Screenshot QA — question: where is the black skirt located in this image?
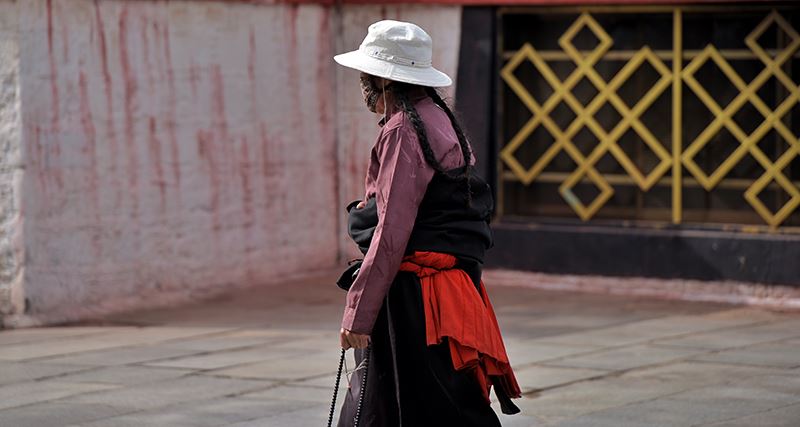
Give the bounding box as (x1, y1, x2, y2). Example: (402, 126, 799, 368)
(337, 271, 502, 427)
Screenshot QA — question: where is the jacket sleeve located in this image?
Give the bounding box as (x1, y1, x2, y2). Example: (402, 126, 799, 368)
(341, 123, 434, 334)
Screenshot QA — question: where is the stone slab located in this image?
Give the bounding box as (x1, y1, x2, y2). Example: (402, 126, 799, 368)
(551, 396, 787, 427)
(211, 348, 341, 381)
(690, 341, 800, 368)
(513, 365, 609, 392)
(0, 361, 93, 385)
(703, 402, 800, 427)
(38, 345, 204, 366)
(0, 327, 113, 346)
(62, 375, 271, 412)
(531, 312, 768, 348)
(0, 327, 231, 361)
(146, 346, 304, 370)
(654, 319, 800, 350)
(545, 344, 706, 371)
(505, 340, 599, 367)
(0, 381, 118, 411)
(0, 402, 131, 427)
(56, 365, 190, 386)
(70, 397, 315, 427)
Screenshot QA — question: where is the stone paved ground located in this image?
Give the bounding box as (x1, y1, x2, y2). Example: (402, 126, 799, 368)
(1, 271, 799, 427)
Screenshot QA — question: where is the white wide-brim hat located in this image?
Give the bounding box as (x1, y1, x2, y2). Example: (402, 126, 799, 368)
(334, 20, 452, 88)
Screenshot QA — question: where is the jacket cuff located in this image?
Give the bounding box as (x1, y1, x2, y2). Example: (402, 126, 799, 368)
(341, 306, 372, 335)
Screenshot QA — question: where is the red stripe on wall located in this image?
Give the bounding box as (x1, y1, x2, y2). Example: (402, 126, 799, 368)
(249, 0, 776, 5)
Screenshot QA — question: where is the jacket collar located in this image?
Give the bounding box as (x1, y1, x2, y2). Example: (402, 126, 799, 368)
(378, 87, 429, 127)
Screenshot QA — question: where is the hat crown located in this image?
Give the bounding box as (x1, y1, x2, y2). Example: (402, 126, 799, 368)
(359, 20, 433, 68)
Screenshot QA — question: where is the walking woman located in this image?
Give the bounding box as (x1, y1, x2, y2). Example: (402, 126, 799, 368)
(333, 20, 521, 426)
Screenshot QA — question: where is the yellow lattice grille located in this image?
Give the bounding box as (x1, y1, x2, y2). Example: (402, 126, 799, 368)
(500, 7, 800, 229)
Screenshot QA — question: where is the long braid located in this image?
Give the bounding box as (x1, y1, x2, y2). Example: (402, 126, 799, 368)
(425, 87, 473, 202)
(393, 86, 446, 174)
(385, 81, 473, 205)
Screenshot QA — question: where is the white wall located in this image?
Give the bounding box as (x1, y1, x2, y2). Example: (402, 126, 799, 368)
(0, 0, 25, 322)
(0, 0, 462, 327)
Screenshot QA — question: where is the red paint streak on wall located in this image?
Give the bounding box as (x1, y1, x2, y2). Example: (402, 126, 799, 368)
(348, 115, 361, 181)
(46, 0, 63, 190)
(31, 125, 46, 194)
(238, 137, 254, 226)
(209, 64, 234, 189)
(140, 14, 155, 97)
(79, 69, 102, 256)
(316, 8, 338, 233)
(248, 27, 256, 84)
(189, 63, 200, 99)
(286, 6, 301, 138)
(93, 0, 121, 210)
(259, 123, 276, 214)
(147, 117, 167, 214)
(161, 22, 182, 197)
(210, 65, 229, 142)
(119, 6, 141, 220)
(197, 130, 221, 234)
(281, 0, 758, 4)
(57, 1, 69, 63)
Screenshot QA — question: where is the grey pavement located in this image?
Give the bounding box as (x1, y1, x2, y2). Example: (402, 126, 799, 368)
(1, 271, 799, 427)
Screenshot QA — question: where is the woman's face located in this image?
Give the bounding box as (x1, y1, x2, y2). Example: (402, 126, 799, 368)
(359, 73, 387, 115)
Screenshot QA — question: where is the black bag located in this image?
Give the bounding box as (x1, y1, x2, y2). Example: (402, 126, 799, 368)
(336, 260, 362, 292)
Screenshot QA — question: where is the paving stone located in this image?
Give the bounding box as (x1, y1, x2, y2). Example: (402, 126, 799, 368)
(243, 384, 335, 403)
(146, 346, 304, 370)
(62, 375, 272, 412)
(211, 348, 341, 381)
(623, 361, 783, 386)
(0, 327, 232, 361)
(690, 341, 800, 368)
(0, 361, 93, 385)
(496, 412, 544, 427)
(703, 402, 800, 427)
(71, 397, 315, 427)
(516, 376, 683, 419)
(554, 375, 800, 427)
(506, 340, 598, 367)
(0, 328, 142, 361)
(57, 365, 190, 386)
(268, 333, 341, 351)
(513, 362, 780, 419)
(222, 403, 331, 427)
(0, 402, 131, 427)
(550, 395, 787, 427)
(38, 345, 204, 366)
(677, 374, 800, 404)
(161, 330, 290, 352)
(545, 344, 706, 371)
(654, 319, 800, 350)
(0, 327, 112, 346)
(0, 381, 118, 411)
(531, 312, 766, 348)
(513, 365, 609, 391)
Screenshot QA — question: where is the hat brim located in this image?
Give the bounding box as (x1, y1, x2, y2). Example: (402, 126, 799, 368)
(334, 50, 453, 88)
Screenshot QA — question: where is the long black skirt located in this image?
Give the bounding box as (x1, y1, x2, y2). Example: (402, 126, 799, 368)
(337, 271, 502, 427)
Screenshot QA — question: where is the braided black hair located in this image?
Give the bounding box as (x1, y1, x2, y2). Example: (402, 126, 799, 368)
(383, 81, 473, 203)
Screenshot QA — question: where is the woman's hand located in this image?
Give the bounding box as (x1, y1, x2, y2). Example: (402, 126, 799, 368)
(356, 200, 366, 209)
(340, 328, 370, 350)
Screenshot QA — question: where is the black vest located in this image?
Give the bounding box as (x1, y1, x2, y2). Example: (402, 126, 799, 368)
(342, 168, 494, 289)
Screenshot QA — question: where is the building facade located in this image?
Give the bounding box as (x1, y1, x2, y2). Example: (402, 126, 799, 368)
(0, 0, 797, 327)
(456, 1, 800, 286)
